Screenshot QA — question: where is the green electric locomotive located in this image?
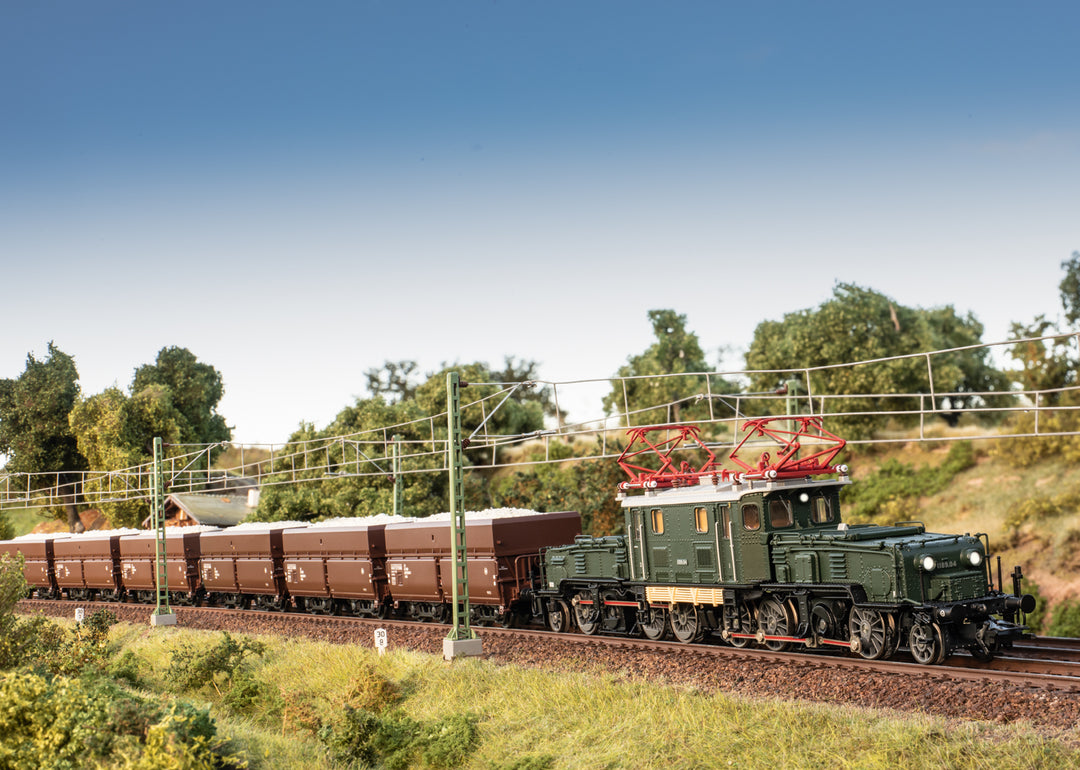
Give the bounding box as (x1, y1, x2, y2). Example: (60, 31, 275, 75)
(536, 418, 1034, 665)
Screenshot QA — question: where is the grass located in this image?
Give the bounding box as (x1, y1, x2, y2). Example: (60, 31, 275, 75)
(4, 506, 52, 538)
(103, 623, 1079, 770)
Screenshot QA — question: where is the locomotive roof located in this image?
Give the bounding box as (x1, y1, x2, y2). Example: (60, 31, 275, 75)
(618, 474, 851, 508)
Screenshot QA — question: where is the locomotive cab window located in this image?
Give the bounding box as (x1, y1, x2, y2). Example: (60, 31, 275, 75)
(719, 505, 731, 538)
(769, 499, 793, 529)
(811, 495, 833, 524)
(741, 503, 760, 531)
(694, 507, 709, 534)
(651, 509, 664, 535)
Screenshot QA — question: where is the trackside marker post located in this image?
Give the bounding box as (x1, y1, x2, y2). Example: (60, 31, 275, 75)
(374, 628, 388, 656)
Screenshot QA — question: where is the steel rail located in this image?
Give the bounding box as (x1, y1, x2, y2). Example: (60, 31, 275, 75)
(19, 598, 1080, 693)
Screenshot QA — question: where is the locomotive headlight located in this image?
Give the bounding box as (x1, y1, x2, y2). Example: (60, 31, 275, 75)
(966, 550, 983, 567)
(920, 555, 936, 572)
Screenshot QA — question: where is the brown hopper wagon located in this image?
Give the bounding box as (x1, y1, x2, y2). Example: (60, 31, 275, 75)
(281, 520, 391, 617)
(383, 510, 581, 625)
(0, 534, 70, 598)
(52, 531, 135, 601)
(199, 524, 306, 610)
(118, 528, 212, 604)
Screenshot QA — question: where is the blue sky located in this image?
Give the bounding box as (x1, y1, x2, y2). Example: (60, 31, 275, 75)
(2, 2, 1078, 445)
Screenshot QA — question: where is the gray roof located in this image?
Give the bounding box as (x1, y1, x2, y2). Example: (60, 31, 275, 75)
(141, 492, 254, 528)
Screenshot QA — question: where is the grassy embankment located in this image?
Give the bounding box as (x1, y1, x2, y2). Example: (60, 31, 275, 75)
(87, 622, 1080, 769)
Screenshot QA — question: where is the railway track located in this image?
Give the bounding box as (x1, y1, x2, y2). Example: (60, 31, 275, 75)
(19, 598, 1080, 693)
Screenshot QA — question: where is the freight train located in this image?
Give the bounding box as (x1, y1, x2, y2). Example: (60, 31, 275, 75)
(0, 417, 1035, 665)
(0, 510, 580, 626)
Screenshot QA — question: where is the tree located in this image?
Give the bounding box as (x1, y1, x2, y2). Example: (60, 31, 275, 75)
(744, 284, 1010, 439)
(69, 386, 185, 528)
(131, 346, 230, 446)
(413, 361, 549, 441)
(602, 309, 731, 427)
(993, 255, 1080, 466)
(0, 343, 87, 531)
(253, 397, 449, 522)
(364, 360, 420, 404)
(67, 347, 231, 528)
(255, 359, 554, 522)
(1059, 251, 1080, 328)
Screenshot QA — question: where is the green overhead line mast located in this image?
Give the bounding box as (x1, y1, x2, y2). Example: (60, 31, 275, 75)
(391, 434, 403, 518)
(443, 372, 482, 660)
(150, 437, 176, 626)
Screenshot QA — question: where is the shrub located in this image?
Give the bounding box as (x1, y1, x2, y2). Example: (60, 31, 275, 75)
(842, 441, 976, 523)
(319, 707, 481, 769)
(344, 659, 400, 713)
(167, 631, 267, 695)
(1047, 597, 1080, 639)
(223, 671, 283, 718)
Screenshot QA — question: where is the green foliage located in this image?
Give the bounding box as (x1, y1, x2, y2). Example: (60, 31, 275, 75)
(132, 346, 231, 446)
(1046, 597, 1080, 638)
(0, 599, 117, 676)
(0, 342, 86, 476)
(0, 343, 87, 528)
(0, 670, 116, 769)
(1002, 484, 1080, 547)
(603, 309, 734, 426)
(1059, 250, 1080, 328)
(495, 756, 556, 770)
(490, 447, 625, 535)
(107, 649, 145, 688)
(318, 707, 480, 770)
(254, 398, 446, 521)
(745, 284, 1010, 439)
(842, 442, 976, 523)
(0, 552, 27, 619)
(222, 671, 283, 718)
(69, 347, 231, 529)
(344, 659, 401, 713)
(256, 359, 552, 521)
(166, 631, 267, 695)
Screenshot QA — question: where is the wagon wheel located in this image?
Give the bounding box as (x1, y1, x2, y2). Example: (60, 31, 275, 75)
(758, 597, 794, 651)
(729, 602, 756, 648)
(574, 592, 600, 635)
(848, 606, 892, 660)
(547, 600, 573, 633)
(909, 621, 947, 665)
(670, 603, 704, 644)
(638, 605, 668, 641)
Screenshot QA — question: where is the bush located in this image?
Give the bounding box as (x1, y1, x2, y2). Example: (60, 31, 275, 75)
(344, 659, 400, 713)
(842, 441, 976, 523)
(319, 707, 481, 769)
(223, 671, 283, 718)
(1047, 598, 1080, 639)
(167, 631, 267, 695)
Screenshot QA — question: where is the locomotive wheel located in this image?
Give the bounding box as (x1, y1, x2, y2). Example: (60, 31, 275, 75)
(600, 590, 630, 633)
(849, 606, 891, 660)
(759, 597, 794, 651)
(574, 592, 600, 635)
(729, 603, 756, 648)
(639, 606, 668, 641)
(670, 603, 703, 644)
(909, 621, 947, 665)
(547, 600, 573, 633)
